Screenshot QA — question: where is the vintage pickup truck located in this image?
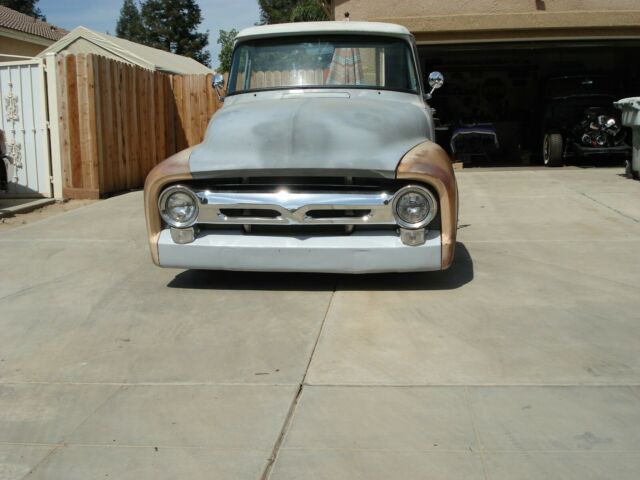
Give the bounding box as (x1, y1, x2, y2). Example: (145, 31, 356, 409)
(144, 21, 458, 273)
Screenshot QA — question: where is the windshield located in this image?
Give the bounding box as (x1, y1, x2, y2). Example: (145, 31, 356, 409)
(228, 36, 418, 94)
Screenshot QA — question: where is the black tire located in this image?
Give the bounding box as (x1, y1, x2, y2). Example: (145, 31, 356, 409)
(543, 133, 563, 167)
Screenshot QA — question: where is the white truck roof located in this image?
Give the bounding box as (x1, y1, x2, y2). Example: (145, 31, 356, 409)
(236, 21, 412, 42)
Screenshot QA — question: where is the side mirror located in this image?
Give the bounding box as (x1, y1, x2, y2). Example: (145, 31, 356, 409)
(212, 73, 225, 102)
(424, 71, 444, 100)
(213, 73, 225, 88)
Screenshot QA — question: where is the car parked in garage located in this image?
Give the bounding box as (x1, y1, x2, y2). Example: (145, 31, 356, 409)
(542, 75, 631, 167)
(144, 22, 458, 273)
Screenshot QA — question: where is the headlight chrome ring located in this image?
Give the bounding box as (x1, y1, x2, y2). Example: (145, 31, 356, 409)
(391, 185, 438, 229)
(159, 185, 199, 228)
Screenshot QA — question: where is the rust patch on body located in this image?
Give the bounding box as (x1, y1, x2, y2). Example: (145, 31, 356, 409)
(396, 140, 458, 269)
(143, 148, 194, 265)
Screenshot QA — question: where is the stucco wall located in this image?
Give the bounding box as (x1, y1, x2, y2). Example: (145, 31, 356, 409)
(334, 0, 640, 19)
(333, 0, 640, 42)
(0, 35, 46, 57)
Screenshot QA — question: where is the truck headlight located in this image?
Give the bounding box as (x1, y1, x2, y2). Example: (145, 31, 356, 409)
(392, 185, 437, 229)
(159, 186, 199, 228)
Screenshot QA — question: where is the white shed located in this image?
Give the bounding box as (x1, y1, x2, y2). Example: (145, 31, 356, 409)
(38, 26, 213, 75)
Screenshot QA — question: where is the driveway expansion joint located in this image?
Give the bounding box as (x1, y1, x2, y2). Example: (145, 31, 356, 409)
(260, 284, 337, 480)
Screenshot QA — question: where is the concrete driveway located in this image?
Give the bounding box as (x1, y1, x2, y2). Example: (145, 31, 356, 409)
(1, 168, 640, 479)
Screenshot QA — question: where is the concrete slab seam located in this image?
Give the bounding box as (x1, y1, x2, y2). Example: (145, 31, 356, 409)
(23, 386, 123, 478)
(464, 386, 490, 480)
(301, 384, 640, 388)
(0, 269, 94, 303)
(261, 285, 337, 480)
(576, 191, 640, 223)
(0, 441, 272, 451)
(21, 444, 62, 479)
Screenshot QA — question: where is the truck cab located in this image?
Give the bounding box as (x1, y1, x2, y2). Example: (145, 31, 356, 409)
(144, 22, 458, 273)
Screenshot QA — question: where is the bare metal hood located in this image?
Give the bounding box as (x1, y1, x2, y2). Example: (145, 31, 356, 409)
(189, 92, 431, 178)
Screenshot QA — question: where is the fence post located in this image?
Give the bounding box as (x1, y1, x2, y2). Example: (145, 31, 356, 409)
(45, 52, 64, 199)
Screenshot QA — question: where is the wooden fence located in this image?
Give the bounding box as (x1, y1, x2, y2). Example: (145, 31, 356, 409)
(55, 54, 220, 199)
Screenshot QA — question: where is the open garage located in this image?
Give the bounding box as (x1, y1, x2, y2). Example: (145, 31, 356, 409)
(420, 40, 640, 166)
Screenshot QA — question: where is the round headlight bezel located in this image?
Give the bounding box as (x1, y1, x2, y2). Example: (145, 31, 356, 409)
(392, 185, 438, 229)
(159, 185, 199, 228)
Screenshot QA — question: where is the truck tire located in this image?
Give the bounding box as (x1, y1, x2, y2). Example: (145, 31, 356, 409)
(543, 133, 563, 167)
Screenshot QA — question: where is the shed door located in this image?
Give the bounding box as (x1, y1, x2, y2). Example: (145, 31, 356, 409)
(0, 59, 52, 197)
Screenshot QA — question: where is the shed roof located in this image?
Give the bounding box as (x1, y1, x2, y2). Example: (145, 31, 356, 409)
(0, 5, 67, 41)
(236, 21, 412, 41)
(38, 26, 213, 75)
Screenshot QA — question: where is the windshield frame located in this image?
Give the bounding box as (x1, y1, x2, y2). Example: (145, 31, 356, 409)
(227, 34, 421, 97)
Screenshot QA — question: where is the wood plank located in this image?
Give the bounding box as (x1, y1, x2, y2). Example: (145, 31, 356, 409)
(130, 65, 140, 188)
(110, 62, 126, 191)
(145, 70, 156, 174)
(65, 55, 83, 189)
(85, 55, 100, 192)
(145, 69, 155, 175)
(62, 187, 100, 199)
(127, 67, 143, 188)
(198, 75, 208, 143)
(166, 74, 176, 156)
(100, 56, 114, 194)
(76, 55, 92, 190)
(56, 55, 71, 191)
(120, 64, 132, 190)
(184, 75, 198, 147)
(173, 75, 187, 151)
(136, 68, 148, 182)
(154, 73, 166, 165)
(94, 56, 105, 193)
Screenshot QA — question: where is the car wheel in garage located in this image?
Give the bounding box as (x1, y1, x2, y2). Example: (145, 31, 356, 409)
(543, 133, 563, 167)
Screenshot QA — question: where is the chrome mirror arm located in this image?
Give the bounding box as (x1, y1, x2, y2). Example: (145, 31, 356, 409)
(212, 73, 226, 103)
(425, 71, 444, 101)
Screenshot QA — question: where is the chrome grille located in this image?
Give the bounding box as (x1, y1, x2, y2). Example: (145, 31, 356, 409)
(194, 190, 395, 226)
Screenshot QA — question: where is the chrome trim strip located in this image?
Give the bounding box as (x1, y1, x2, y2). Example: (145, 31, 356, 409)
(192, 190, 396, 226)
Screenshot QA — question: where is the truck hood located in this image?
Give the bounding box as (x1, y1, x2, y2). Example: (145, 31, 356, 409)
(189, 94, 430, 178)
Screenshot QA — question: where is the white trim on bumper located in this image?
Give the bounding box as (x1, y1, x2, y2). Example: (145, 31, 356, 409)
(157, 229, 442, 273)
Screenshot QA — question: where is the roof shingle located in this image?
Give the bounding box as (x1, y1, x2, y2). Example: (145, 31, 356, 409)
(0, 5, 67, 41)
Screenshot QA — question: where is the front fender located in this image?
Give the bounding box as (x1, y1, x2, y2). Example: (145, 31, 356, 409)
(143, 147, 195, 265)
(396, 141, 458, 269)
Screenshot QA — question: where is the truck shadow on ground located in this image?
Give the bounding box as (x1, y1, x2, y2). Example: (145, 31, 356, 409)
(167, 242, 473, 292)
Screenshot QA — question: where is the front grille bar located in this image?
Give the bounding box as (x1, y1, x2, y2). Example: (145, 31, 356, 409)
(194, 190, 396, 226)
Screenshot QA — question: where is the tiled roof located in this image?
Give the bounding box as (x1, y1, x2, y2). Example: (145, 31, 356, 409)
(0, 5, 67, 41)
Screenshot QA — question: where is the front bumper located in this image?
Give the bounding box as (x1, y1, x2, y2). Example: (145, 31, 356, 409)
(157, 228, 442, 273)
(569, 143, 631, 157)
